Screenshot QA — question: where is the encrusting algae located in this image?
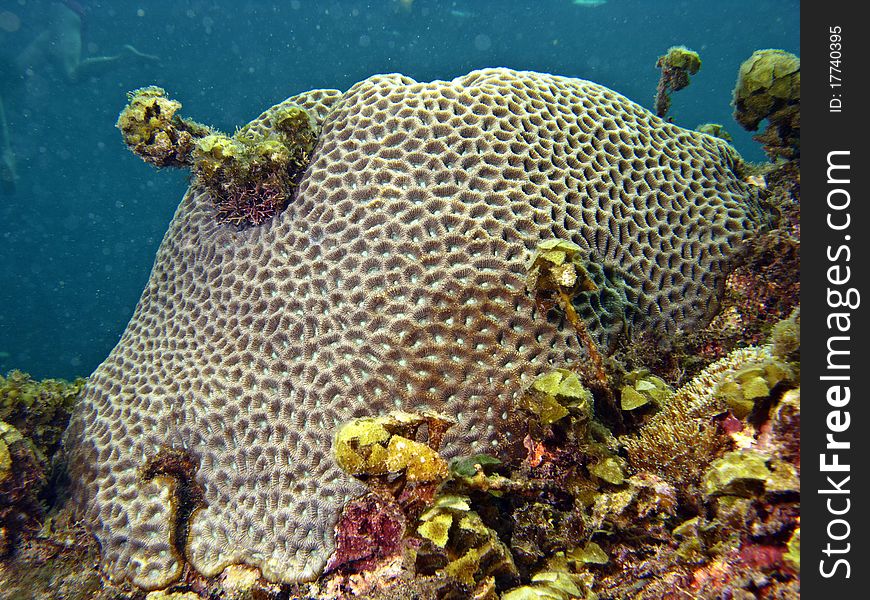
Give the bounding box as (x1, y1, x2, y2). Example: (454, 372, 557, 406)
(732, 49, 800, 159)
(654, 45, 701, 118)
(117, 86, 318, 227)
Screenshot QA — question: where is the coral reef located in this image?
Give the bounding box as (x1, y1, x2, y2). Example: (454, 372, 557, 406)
(732, 49, 801, 159)
(654, 46, 701, 118)
(63, 68, 767, 589)
(2, 286, 801, 599)
(117, 86, 319, 227)
(301, 321, 800, 599)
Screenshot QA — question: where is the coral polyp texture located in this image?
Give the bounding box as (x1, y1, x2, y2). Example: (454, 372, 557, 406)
(63, 68, 766, 588)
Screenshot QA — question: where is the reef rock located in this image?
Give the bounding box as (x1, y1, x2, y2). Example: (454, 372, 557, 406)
(62, 68, 766, 588)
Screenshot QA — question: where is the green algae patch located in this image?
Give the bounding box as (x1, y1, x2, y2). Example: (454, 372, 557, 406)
(443, 547, 484, 586)
(713, 358, 794, 418)
(145, 591, 201, 600)
(654, 46, 702, 118)
(619, 370, 672, 413)
(384, 435, 449, 483)
(0, 437, 10, 482)
(696, 123, 733, 141)
(568, 542, 608, 565)
(449, 453, 501, 478)
(502, 569, 591, 600)
(526, 240, 597, 300)
(703, 450, 771, 498)
(659, 46, 701, 74)
(589, 457, 625, 486)
(672, 516, 707, 562)
(771, 308, 800, 360)
(334, 417, 391, 474)
(417, 511, 453, 548)
(415, 492, 517, 591)
(334, 411, 452, 483)
(0, 370, 85, 461)
(116, 86, 211, 167)
(524, 369, 593, 426)
(732, 49, 800, 158)
(0, 420, 23, 486)
(619, 386, 648, 411)
(117, 86, 319, 227)
(784, 527, 800, 571)
(764, 458, 800, 495)
(732, 50, 800, 130)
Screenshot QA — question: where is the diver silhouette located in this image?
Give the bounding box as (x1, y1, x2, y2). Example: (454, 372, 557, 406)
(0, 0, 159, 194)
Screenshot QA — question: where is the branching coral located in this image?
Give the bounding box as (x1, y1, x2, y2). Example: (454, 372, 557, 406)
(622, 346, 773, 498)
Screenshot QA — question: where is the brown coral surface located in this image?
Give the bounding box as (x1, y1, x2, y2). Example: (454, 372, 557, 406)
(62, 68, 765, 588)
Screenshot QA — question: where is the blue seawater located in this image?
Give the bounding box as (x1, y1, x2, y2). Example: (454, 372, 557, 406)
(0, 0, 798, 380)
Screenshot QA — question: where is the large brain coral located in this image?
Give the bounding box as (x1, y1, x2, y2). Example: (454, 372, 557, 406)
(63, 68, 765, 588)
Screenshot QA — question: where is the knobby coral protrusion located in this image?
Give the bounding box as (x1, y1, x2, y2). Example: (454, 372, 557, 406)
(116, 86, 211, 167)
(654, 46, 701, 119)
(117, 87, 319, 227)
(732, 49, 800, 159)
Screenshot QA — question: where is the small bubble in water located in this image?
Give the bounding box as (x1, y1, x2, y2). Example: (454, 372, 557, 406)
(0, 11, 21, 33)
(359, 35, 371, 47)
(474, 34, 491, 51)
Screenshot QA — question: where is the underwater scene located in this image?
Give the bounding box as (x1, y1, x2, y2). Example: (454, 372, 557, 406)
(0, 1, 800, 598)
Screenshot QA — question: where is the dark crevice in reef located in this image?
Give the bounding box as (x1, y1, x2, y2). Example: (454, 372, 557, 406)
(141, 448, 206, 558)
